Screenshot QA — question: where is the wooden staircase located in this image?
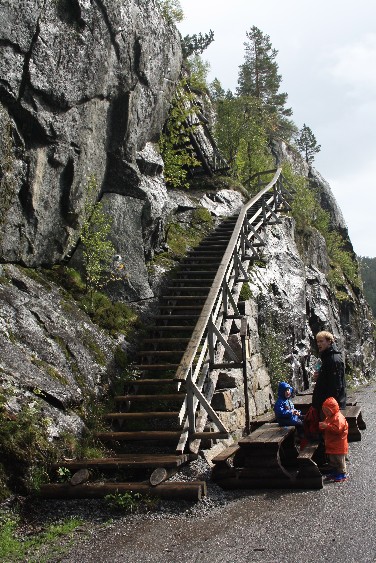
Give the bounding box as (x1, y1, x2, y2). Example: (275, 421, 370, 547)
(40, 169, 294, 502)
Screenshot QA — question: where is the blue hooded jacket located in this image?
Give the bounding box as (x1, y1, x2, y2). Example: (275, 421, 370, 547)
(274, 382, 302, 426)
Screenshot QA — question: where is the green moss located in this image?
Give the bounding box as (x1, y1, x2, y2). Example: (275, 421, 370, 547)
(114, 345, 128, 369)
(239, 282, 252, 301)
(166, 208, 214, 258)
(44, 266, 139, 338)
(17, 267, 53, 290)
(30, 357, 69, 385)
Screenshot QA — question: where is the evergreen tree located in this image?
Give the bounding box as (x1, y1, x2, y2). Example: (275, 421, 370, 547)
(237, 26, 292, 119)
(296, 123, 321, 164)
(182, 30, 215, 59)
(214, 94, 274, 190)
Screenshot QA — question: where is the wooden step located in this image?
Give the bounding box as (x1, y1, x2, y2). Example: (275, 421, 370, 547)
(39, 481, 207, 501)
(141, 338, 191, 344)
(161, 295, 206, 301)
(145, 325, 196, 331)
(52, 454, 189, 471)
(190, 250, 224, 255)
(152, 315, 199, 321)
(114, 393, 185, 401)
(124, 378, 179, 385)
(137, 351, 185, 358)
(104, 411, 180, 420)
(95, 431, 183, 441)
(158, 305, 203, 310)
(165, 286, 211, 291)
(136, 364, 181, 370)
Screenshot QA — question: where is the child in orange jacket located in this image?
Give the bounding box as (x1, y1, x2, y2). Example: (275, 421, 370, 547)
(319, 396, 349, 482)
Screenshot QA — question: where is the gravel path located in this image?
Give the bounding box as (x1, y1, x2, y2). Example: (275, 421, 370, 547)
(24, 381, 376, 563)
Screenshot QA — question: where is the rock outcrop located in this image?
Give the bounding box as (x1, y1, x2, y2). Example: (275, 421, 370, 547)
(0, 0, 181, 266)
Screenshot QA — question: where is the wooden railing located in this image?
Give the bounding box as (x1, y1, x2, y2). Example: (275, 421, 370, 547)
(174, 168, 294, 453)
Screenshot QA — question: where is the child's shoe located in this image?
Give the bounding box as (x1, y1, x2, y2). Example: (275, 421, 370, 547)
(333, 473, 348, 482)
(324, 473, 336, 481)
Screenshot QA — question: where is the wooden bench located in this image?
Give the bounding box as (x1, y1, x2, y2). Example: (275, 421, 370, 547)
(341, 405, 366, 441)
(211, 423, 323, 489)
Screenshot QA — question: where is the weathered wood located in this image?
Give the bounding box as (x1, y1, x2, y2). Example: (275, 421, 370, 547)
(238, 424, 293, 445)
(297, 442, 319, 460)
(191, 432, 229, 440)
(114, 394, 185, 402)
(95, 431, 182, 441)
(341, 405, 365, 441)
(212, 444, 241, 465)
(52, 455, 189, 471)
(39, 481, 207, 500)
(104, 412, 180, 420)
(296, 442, 322, 484)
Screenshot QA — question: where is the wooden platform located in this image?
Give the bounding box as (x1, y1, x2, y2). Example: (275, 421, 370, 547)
(211, 424, 323, 490)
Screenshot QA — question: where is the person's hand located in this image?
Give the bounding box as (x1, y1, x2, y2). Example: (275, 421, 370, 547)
(312, 370, 319, 382)
(319, 422, 327, 430)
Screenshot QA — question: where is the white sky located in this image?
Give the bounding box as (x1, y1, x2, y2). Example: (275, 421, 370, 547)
(178, 0, 376, 257)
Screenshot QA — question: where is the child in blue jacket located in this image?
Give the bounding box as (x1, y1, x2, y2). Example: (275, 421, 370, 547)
(274, 381, 304, 436)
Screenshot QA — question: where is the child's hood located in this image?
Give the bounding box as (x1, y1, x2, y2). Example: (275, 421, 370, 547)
(277, 381, 293, 399)
(322, 396, 340, 415)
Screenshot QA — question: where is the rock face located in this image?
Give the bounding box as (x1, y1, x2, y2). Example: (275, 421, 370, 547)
(247, 216, 375, 390)
(0, 263, 117, 436)
(0, 0, 181, 266)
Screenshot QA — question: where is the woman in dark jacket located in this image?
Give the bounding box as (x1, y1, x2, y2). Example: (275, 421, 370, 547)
(312, 331, 347, 412)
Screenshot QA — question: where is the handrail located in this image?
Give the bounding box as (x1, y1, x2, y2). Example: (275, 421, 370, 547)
(175, 167, 283, 383)
(171, 167, 294, 450)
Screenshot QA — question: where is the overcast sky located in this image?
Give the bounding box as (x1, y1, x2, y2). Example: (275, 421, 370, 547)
(178, 0, 376, 257)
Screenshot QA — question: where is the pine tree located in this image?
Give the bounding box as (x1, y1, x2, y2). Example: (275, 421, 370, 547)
(296, 124, 321, 164)
(237, 26, 291, 118)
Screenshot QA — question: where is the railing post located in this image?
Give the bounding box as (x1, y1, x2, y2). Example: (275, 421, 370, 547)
(240, 316, 251, 435)
(187, 367, 196, 433)
(208, 315, 215, 365)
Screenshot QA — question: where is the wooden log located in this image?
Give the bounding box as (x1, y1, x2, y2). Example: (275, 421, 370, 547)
(39, 481, 207, 501)
(51, 454, 189, 471)
(94, 431, 182, 441)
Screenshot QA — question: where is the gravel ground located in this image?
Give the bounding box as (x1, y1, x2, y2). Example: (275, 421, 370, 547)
(9, 381, 376, 562)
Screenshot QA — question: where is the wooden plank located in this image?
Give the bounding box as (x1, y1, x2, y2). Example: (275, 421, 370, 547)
(104, 412, 179, 419)
(191, 432, 229, 440)
(95, 431, 182, 441)
(114, 394, 184, 401)
(39, 481, 207, 500)
(297, 443, 319, 460)
(52, 455, 189, 470)
(341, 405, 361, 417)
(212, 444, 241, 464)
(238, 424, 293, 445)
